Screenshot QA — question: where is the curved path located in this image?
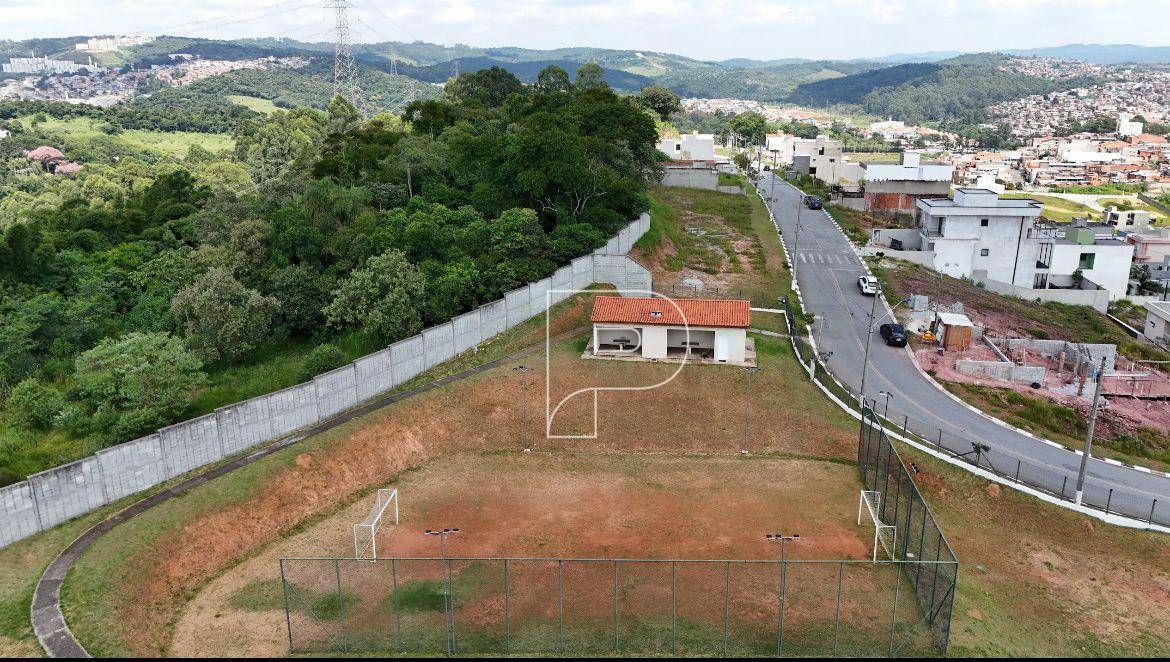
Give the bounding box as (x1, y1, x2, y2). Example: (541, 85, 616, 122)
(760, 175, 1170, 526)
(32, 336, 566, 657)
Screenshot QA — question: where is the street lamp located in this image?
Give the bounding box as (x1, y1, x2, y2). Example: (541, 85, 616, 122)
(764, 533, 800, 656)
(741, 366, 761, 454)
(877, 390, 894, 418)
(513, 365, 535, 452)
(424, 527, 460, 655)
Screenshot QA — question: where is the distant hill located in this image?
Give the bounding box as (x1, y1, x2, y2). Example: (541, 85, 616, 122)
(1001, 43, 1170, 64)
(787, 54, 1100, 124)
(388, 56, 655, 90)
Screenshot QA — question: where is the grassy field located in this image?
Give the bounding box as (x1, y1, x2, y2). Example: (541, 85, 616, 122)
(5, 186, 1170, 659)
(635, 186, 790, 320)
(21, 115, 234, 158)
(1003, 193, 1097, 223)
(226, 95, 280, 115)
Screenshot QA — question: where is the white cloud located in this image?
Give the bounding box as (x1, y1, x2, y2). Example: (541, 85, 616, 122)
(1, 0, 1169, 61)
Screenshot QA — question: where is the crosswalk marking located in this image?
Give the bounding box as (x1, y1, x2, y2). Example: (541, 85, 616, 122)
(796, 250, 857, 266)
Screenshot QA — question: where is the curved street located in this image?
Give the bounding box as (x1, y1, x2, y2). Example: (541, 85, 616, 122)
(759, 174, 1170, 526)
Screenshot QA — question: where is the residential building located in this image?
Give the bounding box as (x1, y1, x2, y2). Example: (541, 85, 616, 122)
(860, 152, 953, 212)
(1143, 301, 1170, 345)
(1118, 112, 1144, 138)
(657, 131, 715, 163)
(589, 296, 750, 364)
(917, 188, 1045, 287)
(74, 35, 155, 52)
(1126, 230, 1170, 265)
(915, 189, 1134, 300)
(1104, 206, 1153, 231)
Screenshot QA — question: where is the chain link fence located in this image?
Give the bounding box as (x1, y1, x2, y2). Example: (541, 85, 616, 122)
(280, 554, 952, 657)
(780, 297, 1170, 529)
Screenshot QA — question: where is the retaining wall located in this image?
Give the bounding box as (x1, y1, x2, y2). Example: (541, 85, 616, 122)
(0, 214, 652, 549)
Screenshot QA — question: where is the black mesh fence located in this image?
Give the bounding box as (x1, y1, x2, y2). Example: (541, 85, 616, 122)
(280, 554, 953, 657)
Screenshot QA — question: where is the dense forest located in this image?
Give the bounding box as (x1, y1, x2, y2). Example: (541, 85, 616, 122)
(0, 63, 661, 484)
(787, 54, 1102, 124)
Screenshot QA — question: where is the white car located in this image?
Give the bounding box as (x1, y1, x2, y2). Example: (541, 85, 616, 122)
(857, 276, 879, 296)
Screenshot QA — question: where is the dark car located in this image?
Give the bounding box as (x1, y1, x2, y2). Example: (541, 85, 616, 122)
(880, 323, 908, 347)
(804, 195, 823, 210)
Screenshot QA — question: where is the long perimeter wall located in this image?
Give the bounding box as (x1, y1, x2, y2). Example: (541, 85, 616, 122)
(0, 214, 651, 549)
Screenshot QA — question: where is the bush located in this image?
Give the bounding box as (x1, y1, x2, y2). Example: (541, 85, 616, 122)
(5, 378, 64, 430)
(299, 343, 347, 382)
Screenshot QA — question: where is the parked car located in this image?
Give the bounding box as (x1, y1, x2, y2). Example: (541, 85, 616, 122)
(880, 323, 908, 347)
(804, 195, 823, 210)
(857, 276, 879, 296)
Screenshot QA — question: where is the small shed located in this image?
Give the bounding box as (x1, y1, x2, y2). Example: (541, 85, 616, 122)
(931, 312, 973, 351)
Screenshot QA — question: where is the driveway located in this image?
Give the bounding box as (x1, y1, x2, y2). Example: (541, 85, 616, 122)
(759, 174, 1170, 526)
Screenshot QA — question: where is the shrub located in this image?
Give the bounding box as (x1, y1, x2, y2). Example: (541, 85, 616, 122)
(299, 343, 347, 382)
(5, 378, 64, 430)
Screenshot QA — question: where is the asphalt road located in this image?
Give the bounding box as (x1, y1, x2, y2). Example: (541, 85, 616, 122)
(759, 174, 1170, 526)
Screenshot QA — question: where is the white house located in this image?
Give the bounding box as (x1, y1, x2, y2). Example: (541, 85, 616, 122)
(590, 296, 750, 364)
(1143, 301, 1170, 345)
(915, 188, 1133, 300)
(657, 131, 715, 163)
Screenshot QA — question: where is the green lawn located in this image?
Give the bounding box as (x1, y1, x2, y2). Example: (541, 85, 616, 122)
(226, 95, 280, 115)
(20, 115, 234, 158)
(1002, 193, 1097, 223)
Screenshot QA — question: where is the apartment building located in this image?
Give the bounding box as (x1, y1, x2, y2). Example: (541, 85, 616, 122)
(915, 189, 1133, 300)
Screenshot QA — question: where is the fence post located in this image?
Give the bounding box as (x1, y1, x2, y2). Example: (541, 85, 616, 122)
(1151, 499, 1159, 524)
(558, 559, 565, 654)
(334, 559, 347, 654)
(1061, 476, 1068, 498)
(936, 429, 943, 452)
(392, 559, 401, 654)
(901, 414, 908, 438)
(887, 564, 902, 656)
(613, 560, 620, 653)
(503, 559, 510, 655)
(671, 561, 678, 656)
(279, 561, 292, 654)
(1014, 460, 1021, 483)
(832, 561, 844, 656)
(723, 561, 731, 657)
(1105, 488, 1113, 514)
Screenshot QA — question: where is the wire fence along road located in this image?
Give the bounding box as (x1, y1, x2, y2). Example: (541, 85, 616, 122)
(767, 178, 1170, 531)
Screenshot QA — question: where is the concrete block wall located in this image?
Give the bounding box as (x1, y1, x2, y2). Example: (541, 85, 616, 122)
(0, 216, 650, 549)
(956, 360, 1047, 383)
(1005, 339, 1117, 373)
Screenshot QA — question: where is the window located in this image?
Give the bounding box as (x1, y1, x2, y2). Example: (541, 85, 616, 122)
(1078, 252, 1096, 270)
(980, 219, 989, 227)
(980, 248, 990, 257)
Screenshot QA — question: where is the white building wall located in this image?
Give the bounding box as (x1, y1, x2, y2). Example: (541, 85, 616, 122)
(924, 216, 1039, 286)
(641, 326, 668, 359)
(1144, 311, 1170, 343)
(715, 329, 746, 363)
(1048, 243, 1134, 299)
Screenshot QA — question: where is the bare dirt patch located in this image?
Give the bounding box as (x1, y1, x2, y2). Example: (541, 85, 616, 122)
(170, 452, 872, 657)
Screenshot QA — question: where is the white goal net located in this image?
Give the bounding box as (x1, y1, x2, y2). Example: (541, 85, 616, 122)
(354, 488, 399, 559)
(858, 490, 896, 562)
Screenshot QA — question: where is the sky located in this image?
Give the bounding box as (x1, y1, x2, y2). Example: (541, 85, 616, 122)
(3, 0, 1170, 61)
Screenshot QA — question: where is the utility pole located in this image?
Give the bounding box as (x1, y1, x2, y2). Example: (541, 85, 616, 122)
(858, 284, 881, 408)
(1074, 356, 1108, 505)
(513, 365, 535, 452)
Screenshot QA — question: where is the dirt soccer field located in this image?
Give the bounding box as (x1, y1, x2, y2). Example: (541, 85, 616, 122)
(169, 452, 920, 657)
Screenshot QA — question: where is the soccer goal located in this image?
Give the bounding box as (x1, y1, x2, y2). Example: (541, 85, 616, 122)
(858, 490, 896, 562)
(354, 488, 399, 559)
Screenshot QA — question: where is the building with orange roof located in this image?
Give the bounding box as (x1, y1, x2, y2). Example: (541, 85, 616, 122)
(589, 295, 751, 364)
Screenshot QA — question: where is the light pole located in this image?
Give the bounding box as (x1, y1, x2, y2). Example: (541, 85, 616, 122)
(858, 283, 881, 408)
(877, 390, 894, 418)
(741, 366, 761, 454)
(424, 527, 460, 655)
(513, 365, 534, 452)
(1074, 356, 1108, 505)
(764, 533, 800, 656)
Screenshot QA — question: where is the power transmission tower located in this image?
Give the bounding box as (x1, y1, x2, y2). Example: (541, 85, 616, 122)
(327, 0, 364, 111)
(452, 59, 460, 77)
